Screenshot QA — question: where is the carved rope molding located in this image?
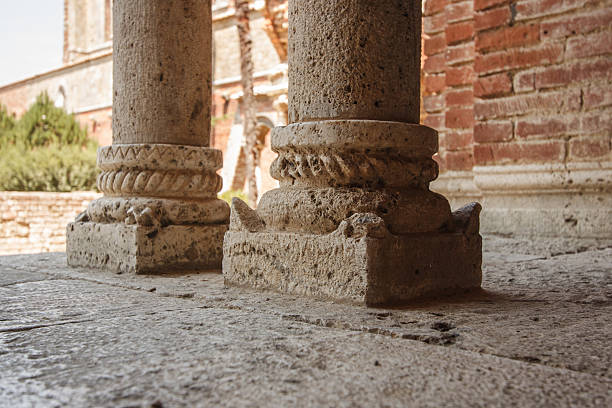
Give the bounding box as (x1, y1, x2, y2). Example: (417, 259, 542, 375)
(270, 149, 439, 188)
(97, 169, 222, 198)
(96, 144, 224, 198)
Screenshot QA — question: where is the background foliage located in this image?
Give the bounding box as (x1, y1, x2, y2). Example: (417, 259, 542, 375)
(0, 92, 98, 191)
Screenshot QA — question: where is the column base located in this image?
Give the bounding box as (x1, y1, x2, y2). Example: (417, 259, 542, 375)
(223, 201, 482, 306)
(67, 221, 227, 274)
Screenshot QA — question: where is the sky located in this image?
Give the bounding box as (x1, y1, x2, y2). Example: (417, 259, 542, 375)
(0, 0, 64, 86)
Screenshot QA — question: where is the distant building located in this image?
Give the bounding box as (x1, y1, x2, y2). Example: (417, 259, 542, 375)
(1, 0, 609, 238)
(0, 0, 288, 194)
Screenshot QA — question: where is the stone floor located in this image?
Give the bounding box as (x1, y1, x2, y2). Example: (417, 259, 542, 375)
(0, 235, 611, 407)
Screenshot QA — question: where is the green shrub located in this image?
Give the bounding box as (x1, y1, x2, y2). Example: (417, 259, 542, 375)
(219, 189, 248, 204)
(0, 92, 98, 192)
(0, 143, 98, 192)
(0, 105, 15, 140)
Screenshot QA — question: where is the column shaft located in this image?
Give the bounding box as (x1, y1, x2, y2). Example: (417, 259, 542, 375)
(113, 0, 212, 146)
(289, 0, 421, 124)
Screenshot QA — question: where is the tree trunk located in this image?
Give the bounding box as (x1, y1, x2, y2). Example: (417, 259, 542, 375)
(234, 0, 259, 206)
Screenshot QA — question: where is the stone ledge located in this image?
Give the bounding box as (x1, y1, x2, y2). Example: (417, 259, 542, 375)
(67, 222, 227, 274)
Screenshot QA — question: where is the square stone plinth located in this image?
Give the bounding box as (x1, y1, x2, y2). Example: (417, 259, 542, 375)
(67, 222, 227, 274)
(223, 229, 482, 306)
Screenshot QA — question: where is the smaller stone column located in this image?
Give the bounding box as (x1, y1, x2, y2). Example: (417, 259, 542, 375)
(223, 0, 482, 305)
(67, 0, 228, 273)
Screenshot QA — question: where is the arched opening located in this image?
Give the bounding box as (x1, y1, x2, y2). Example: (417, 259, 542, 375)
(254, 116, 277, 196)
(55, 86, 66, 109)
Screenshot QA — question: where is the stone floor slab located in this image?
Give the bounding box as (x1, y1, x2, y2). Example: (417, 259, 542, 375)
(0, 235, 611, 406)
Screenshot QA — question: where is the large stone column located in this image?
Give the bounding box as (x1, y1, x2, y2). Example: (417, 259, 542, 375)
(223, 0, 482, 305)
(67, 0, 229, 274)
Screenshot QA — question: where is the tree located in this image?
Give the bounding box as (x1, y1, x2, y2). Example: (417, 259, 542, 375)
(10, 92, 88, 148)
(0, 105, 16, 141)
(234, 0, 259, 207)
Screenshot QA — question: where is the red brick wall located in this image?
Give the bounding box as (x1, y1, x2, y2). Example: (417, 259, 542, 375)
(75, 107, 113, 147)
(423, 0, 477, 173)
(474, 0, 611, 166)
(423, 0, 612, 170)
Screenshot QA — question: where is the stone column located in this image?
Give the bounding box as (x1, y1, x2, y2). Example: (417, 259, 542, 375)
(67, 0, 229, 274)
(223, 0, 482, 305)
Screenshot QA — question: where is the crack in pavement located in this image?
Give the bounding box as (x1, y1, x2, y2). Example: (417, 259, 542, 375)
(0, 319, 96, 333)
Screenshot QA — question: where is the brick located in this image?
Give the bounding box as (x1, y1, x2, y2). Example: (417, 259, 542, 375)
(474, 140, 565, 165)
(424, 94, 446, 113)
(535, 58, 612, 89)
(424, 0, 448, 16)
(446, 108, 474, 129)
(475, 89, 581, 119)
(541, 8, 612, 39)
(441, 131, 474, 150)
(474, 121, 513, 143)
(581, 111, 612, 134)
(515, 117, 575, 139)
(424, 53, 446, 74)
(515, 0, 592, 22)
(423, 113, 445, 129)
(424, 12, 447, 35)
(446, 89, 474, 107)
(474, 73, 512, 97)
(476, 24, 540, 52)
(475, 6, 511, 32)
(446, 21, 474, 45)
(569, 136, 611, 159)
(583, 86, 612, 109)
(446, 2, 475, 23)
(566, 31, 612, 60)
(475, 43, 563, 74)
(475, 0, 508, 11)
(446, 42, 475, 66)
(446, 65, 476, 86)
(425, 33, 446, 56)
(440, 150, 475, 171)
(513, 71, 535, 93)
(424, 73, 446, 94)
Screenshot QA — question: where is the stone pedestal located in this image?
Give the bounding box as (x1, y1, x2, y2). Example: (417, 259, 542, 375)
(223, 0, 482, 305)
(67, 0, 228, 273)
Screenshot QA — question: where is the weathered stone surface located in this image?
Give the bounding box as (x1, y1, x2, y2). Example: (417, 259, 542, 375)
(67, 221, 226, 274)
(96, 144, 223, 199)
(474, 163, 612, 238)
(112, 0, 212, 146)
(223, 0, 480, 303)
(67, 144, 229, 274)
(66, 0, 228, 274)
(257, 120, 452, 234)
(288, 0, 421, 124)
(1, 237, 611, 407)
(257, 187, 452, 235)
(86, 196, 229, 226)
(225, 203, 481, 306)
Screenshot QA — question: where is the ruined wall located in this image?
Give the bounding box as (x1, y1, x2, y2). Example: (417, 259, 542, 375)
(0, 192, 101, 255)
